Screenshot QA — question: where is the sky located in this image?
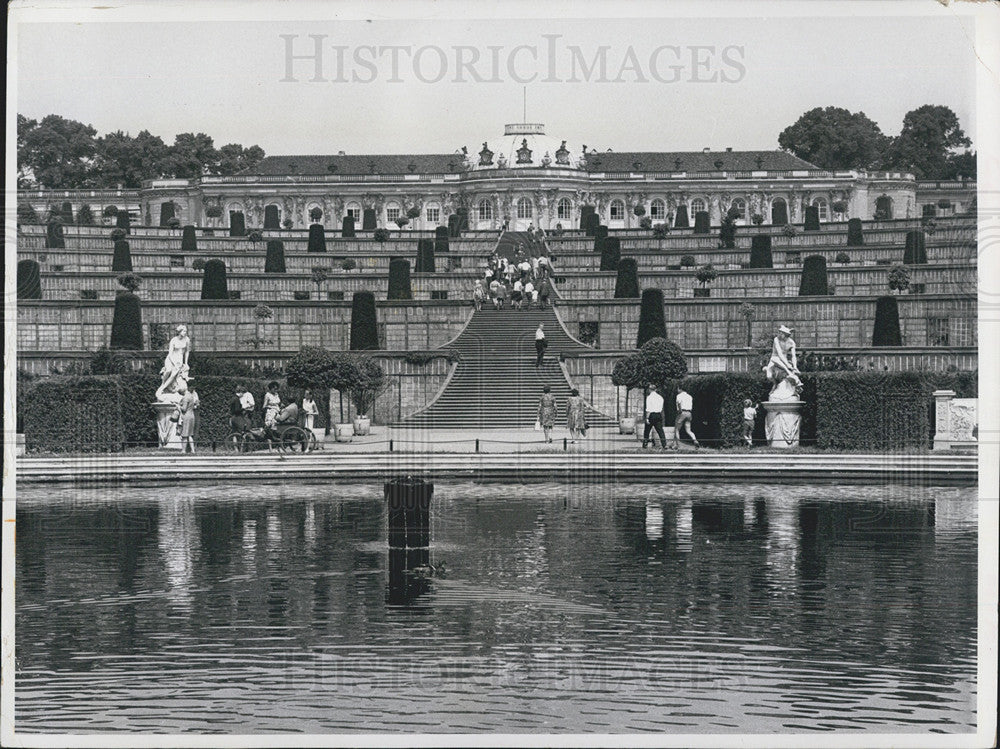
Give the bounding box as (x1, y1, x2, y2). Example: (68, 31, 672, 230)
(11, 2, 981, 158)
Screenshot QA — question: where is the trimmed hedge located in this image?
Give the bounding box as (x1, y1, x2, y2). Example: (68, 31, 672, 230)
(229, 211, 246, 237)
(181, 225, 198, 253)
(579, 205, 595, 231)
(110, 292, 143, 349)
(363, 208, 377, 231)
(434, 225, 450, 255)
(637, 288, 666, 347)
(600, 236, 621, 272)
(46, 221, 65, 249)
(594, 224, 609, 244)
(115, 211, 131, 233)
(815, 372, 928, 450)
(804, 205, 820, 231)
(416, 238, 436, 273)
(872, 296, 902, 346)
(847, 218, 864, 246)
(112, 239, 133, 272)
(584, 212, 601, 237)
(265, 240, 287, 273)
(904, 230, 927, 264)
(799, 255, 829, 295)
(674, 205, 689, 229)
(61, 201, 74, 224)
(693, 211, 710, 234)
(387, 258, 413, 300)
(18, 259, 42, 299)
(264, 204, 280, 230)
(350, 291, 379, 350)
(342, 215, 356, 238)
(719, 220, 736, 249)
(201, 259, 229, 299)
(308, 223, 327, 253)
(749, 235, 773, 268)
(771, 201, 788, 226)
(614, 257, 639, 298)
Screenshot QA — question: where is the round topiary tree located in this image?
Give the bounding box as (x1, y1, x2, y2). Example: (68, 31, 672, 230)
(229, 211, 246, 237)
(832, 200, 848, 216)
(181, 225, 198, 253)
(903, 230, 927, 264)
(45, 220, 65, 249)
(201, 259, 229, 299)
(835, 251, 851, 264)
(719, 216, 737, 249)
(799, 255, 829, 295)
(103, 205, 119, 220)
(115, 211, 131, 233)
(637, 288, 667, 347)
(639, 216, 653, 229)
(804, 205, 821, 231)
(680, 254, 696, 268)
(614, 257, 639, 298)
(749, 235, 773, 268)
(205, 204, 223, 223)
(342, 215, 356, 238)
(872, 296, 902, 346)
(112, 239, 133, 272)
(416, 238, 436, 273)
(341, 258, 357, 271)
(600, 236, 621, 272)
(637, 337, 688, 390)
(373, 228, 391, 243)
(693, 211, 710, 234)
(387, 258, 413, 300)
(159, 202, 176, 227)
(349, 291, 379, 350)
(847, 218, 864, 247)
(265, 240, 287, 273)
(264, 204, 281, 229)
(166, 217, 182, 229)
(17, 259, 42, 300)
(282, 218, 294, 230)
(110, 273, 143, 350)
(674, 205, 690, 229)
(888, 264, 911, 294)
(406, 206, 422, 221)
(17, 202, 39, 224)
(308, 223, 327, 253)
(362, 208, 377, 232)
(309, 206, 323, 223)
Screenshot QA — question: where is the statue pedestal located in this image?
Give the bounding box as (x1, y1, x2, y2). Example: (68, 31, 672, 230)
(762, 400, 803, 448)
(933, 390, 978, 451)
(153, 402, 183, 450)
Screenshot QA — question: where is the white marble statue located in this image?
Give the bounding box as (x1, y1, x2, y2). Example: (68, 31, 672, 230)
(763, 324, 802, 399)
(156, 324, 192, 403)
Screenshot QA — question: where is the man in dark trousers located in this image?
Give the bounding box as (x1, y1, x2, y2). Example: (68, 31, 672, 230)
(535, 323, 547, 367)
(642, 384, 668, 449)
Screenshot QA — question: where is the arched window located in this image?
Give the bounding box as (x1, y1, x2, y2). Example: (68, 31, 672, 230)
(729, 198, 746, 220)
(385, 202, 402, 223)
(557, 198, 573, 220)
(478, 199, 493, 221)
(346, 202, 361, 221)
(609, 200, 625, 221)
(690, 198, 706, 215)
(812, 198, 828, 221)
(650, 199, 666, 220)
(516, 197, 532, 220)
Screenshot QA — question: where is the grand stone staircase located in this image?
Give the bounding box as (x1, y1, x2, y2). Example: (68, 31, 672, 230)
(401, 306, 615, 430)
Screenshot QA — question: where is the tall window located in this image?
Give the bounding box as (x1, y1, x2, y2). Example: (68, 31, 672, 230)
(346, 203, 361, 221)
(425, 205, 440, 223)
(609, 200, 625, 220)
(650, 199, 666, 219)
(730, 198, 746, 220)
(557, 198, 573, 220)
(812, 198, 828, 221)
(690, 198, 706, 215)
(516, 197, 532, 220)
(386, 203, 401, 223)
(478, 200, 494, 221)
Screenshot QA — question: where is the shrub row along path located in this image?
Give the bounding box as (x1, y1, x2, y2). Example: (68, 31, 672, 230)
(402, 306, 616, 430)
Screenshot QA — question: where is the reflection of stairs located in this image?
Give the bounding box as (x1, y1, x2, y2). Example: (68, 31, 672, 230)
(401, 307, 615, 429)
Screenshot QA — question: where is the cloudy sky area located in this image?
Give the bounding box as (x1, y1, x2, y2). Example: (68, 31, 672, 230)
(14, 7, 979, 158)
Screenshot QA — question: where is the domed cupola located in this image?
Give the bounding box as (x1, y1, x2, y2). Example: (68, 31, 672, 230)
(471, 123, 583, 170)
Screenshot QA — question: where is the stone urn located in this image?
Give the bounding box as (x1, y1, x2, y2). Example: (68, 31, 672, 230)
(619, 416, 636, 435)
(761, 377, 803, 448)
(335, 423, 355, 442)
(353, 415, 371, 436)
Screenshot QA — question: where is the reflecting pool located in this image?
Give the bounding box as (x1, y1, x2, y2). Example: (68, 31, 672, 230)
(15, 482, 977, 734)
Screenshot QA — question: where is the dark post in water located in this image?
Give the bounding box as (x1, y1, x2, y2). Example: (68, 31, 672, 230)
(385, 476, 434, 604)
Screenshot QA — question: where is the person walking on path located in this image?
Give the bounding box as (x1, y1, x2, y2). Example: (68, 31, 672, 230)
(566, 388, 587, 442)
(534, 324, 547, 367)
(177, 381, 200, 454)
(674, 386, 700, 449)
(537, 385, 558, 443)
(642, 384, 667, 449)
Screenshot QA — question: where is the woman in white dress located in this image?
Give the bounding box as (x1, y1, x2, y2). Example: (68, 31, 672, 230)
(301, 389, 319, 431)
(156, 325, 191, 400)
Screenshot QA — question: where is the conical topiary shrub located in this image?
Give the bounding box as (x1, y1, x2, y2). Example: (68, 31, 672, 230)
(416, 238, 435, 273)
(637, 288, 667, 347)
(804, 205, 820, 231)
(350, 291, 379, 350)
(45, 220, 65, 249)
(719, 220, 736, 249)
(674, 205, 690, 229)
(434, 225, 450, 255)
(201, 259, 229, 299)
(387, 258, 413, 300)
(799, 255, 829, 295)
(264, 205, 280, 230)
(750, 235, 773, 268)
(181, 225, 198, 253)
(229, 211, 246, 237)
(584, 212, 601, 237)
(614, 257, 639, 298)
(903, 230, 927, 264)
(308, 223, 327, 253)
(341, 215, 356, 238)
(110, 290, 143, 349)
(17, 259, 41, 299)
(600, 236, 621, 272)
(159, 202, 176, 227)
(693, 211, 710, 234)
(872, 296, 902, 346)
(112, 239, 133, 272)
(265, 240, 286, 273)
(61, 201, 74, 224)
(362, 208, 377, 231)
(580, 205, 595, 231)
(456, 207, 469, 235)
(594, 224, 609, 243)
(771, 201, 788, 226)
(115, 211, 131, 233)
(847, 218, 864, 246)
